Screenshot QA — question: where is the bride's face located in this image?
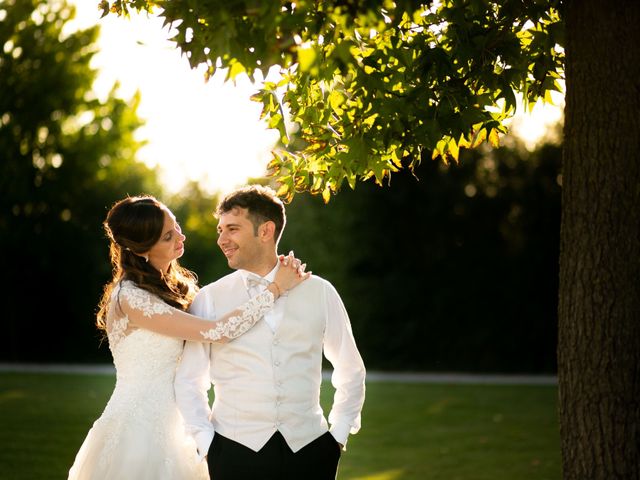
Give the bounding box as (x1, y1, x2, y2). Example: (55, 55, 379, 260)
(146, 209, 185, 272)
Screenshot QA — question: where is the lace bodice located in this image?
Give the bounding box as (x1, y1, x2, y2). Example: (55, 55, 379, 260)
(105, 280, 275, 352)
(70, 321, 208, 479)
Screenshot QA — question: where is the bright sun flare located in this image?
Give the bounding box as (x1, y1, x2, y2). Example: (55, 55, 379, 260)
(69, 1, 279, 196)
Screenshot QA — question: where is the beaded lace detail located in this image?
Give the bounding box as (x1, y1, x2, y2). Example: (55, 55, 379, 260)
(105, 281, 173, 353)
(105, 280, 275, 352)
(119, 283, 174, 317)
(107, 316, 129, 353)
(106, 282, 176, 353)
(200, 290, 275, 340)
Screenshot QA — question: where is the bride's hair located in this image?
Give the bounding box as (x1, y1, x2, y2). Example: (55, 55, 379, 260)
(96, 195, 198, 330)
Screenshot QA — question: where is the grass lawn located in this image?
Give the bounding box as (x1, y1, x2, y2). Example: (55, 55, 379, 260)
(0, 372, 560, 480)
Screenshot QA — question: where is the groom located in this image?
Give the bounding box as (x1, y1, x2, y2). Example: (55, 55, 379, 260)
(175, 185, 366, 480)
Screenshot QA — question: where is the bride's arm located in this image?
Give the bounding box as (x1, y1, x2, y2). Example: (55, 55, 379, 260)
(120, 254, 310, 343)
(119, 284, 279, 343)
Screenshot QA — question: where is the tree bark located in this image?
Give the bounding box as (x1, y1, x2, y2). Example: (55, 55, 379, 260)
(559, 1, 640, 479)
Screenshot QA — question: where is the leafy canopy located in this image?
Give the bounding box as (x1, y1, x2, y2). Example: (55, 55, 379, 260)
(101, 0, 563, 201)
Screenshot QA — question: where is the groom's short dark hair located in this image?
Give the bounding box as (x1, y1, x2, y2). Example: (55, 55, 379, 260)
(216, 185, 286, 242)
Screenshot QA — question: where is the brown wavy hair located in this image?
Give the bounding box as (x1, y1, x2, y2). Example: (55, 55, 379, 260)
(96, 196, 198, 330)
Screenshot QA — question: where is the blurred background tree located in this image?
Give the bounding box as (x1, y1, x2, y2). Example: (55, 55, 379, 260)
(280, 135, 561, 373)
(0, 0, 160, 361)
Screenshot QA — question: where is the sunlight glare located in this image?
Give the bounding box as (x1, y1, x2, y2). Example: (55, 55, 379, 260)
(506, 89, 565, 150)
(68, 1, 278, 195)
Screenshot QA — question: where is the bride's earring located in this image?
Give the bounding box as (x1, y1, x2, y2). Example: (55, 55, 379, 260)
(143, 255, 149, 263)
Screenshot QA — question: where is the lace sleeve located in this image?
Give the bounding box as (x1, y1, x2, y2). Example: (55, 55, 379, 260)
(199, 290, 274, 341)
(118, 282, 275, 343)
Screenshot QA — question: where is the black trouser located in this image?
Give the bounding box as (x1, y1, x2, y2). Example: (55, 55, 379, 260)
(207, 431, 342, 480)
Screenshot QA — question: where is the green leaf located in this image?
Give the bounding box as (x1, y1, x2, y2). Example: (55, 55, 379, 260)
(298, 44, 319, 73)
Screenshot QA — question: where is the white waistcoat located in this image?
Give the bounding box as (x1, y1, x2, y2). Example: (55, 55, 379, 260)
(207, 271, 329, 452)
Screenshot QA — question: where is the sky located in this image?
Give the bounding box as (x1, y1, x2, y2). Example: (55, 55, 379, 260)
(68, 1, 280, 195)
(68, 2, 563, 196)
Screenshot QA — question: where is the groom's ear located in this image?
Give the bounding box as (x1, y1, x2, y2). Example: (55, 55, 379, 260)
(258, 221, 276, 243)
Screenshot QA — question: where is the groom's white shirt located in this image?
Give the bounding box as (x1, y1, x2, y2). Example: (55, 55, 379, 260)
(175, 266, 366, 460)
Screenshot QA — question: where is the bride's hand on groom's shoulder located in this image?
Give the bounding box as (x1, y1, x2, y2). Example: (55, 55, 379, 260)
(273, 251, 311, 294)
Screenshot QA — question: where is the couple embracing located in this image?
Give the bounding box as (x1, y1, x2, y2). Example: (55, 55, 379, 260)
(68, 185, 366, 480)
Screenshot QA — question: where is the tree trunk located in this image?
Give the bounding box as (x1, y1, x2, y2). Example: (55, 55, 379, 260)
(559, 1, 640, 479)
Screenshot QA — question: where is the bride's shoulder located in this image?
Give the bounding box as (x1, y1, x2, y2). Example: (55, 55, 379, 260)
(115, 280, 153, 302)
(117, 279, 137, 290)
(115, 279, 139, 294)
(114, 280, 173, 314)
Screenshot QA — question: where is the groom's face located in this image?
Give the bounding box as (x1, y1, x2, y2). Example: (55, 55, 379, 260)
(216, 207, 264, 271)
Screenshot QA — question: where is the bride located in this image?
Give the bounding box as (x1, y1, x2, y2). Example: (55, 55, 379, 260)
(68, 195, 309, 480)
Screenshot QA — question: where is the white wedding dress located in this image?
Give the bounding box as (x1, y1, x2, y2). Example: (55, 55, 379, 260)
(68, 280, 275, 480)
